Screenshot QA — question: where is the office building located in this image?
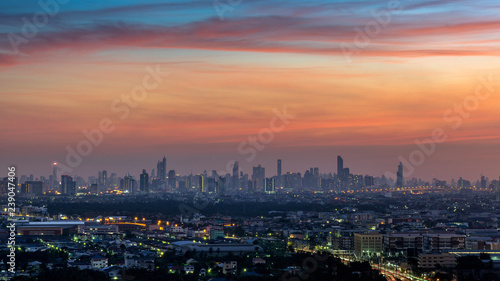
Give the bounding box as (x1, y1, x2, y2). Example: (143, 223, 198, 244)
(140, 169, 149, 192)
(354, 233, 382, 257)
(396, 162, 404, 188)
(61, 175, 76, 195)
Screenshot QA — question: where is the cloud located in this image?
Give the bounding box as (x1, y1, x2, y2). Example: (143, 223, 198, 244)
(0, 8, 499, 66)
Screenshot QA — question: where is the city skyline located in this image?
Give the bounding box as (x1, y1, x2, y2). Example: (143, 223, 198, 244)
(3, 1, 500, 280)
(12, 155, 498, 186)
(2, 0, 500, 181)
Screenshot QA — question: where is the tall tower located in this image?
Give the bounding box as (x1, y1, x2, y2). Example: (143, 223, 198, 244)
(337, 156, 343, 179)
(396, 162, 404, 188)
(252, 165, 265, 193)
(102, 170, 107, 190)
(52, 162, 58, 189)
(232, 161, 239, 190)
(168, 170, 176, 190)
(140, 169, 149, 192)
(156, 156, 167, 181)
(277, 159, 282, 187)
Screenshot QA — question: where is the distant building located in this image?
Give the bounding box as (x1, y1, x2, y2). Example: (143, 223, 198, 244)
(383, 233, 423, 253)
(210, 229, 224, 240)
(91, 255, 108, 269)
(264, 178, 275, 194)
(78, 223, 119, 235)
(61, 175, 76, 195)
(168, 170, 176, 190)
(423, 233, 466, 251)
(396, 162, 404, 188)
(17, 221, 84, 236)
(418, 252, 456, 269)
(157, 156, 167, 182)
(120, 173, 137, 193)
(232, 161, 239, 190)
(223, 261, 237, 274)
(98, 170, 108, 191)
(21, 181, 43, 196)
(354, 233, 382, 257)
(277, 159, 282, 185)
(140, 169, 149, 192)
(0, 177, 18, 195)
(172, 241, 263, 255)
(252, 165, 265, 193)
(52, 162, 58, 189)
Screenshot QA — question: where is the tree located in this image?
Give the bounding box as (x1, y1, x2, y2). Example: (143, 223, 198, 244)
(457, 255, 484, 270)
(234, 226, 245, 237)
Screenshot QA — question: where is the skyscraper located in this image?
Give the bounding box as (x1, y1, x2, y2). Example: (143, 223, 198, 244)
(102, 170, 107, 189)
(98, 170, 108, 191)
(168, 170, 176, 190)
(337, 156, 343, 178)
(252, 164, 265, 193)
(140, 169, 149, 192)
(156, 156, 167, 181)
(120, 173, 137, 193)
(198, 174, 204, 193)
(396, 162, 404, 188)
(52, 162, 58, 189)
(277, 159, 282, 187)
(264, 178, 275, 194)
(232, 161, 239, 190)
(61, 175, 76, 195)
(337, 155, 349, 188)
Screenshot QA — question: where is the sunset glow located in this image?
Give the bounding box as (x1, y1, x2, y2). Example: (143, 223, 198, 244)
(1, 0, 499, 180)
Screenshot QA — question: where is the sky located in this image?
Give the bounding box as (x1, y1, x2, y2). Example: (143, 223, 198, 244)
(1, 0, 500, 182)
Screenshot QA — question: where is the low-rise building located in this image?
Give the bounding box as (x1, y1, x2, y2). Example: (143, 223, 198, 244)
(418, 252, 456, 269)
(354, 233, 382, 257)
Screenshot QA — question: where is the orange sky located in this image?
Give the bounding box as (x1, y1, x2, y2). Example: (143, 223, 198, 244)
(1, 0, 500, 181)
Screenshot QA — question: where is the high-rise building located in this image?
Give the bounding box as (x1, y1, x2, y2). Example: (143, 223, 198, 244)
(52, 162, 58, 189)
(396, 162, 404, 188)
(303, 169, 314, 189)
(252, 165, 265, 192)
(313, 167, 319, 189)
(481, 176, 487, 189)
(140, 169, 149, 192)
(277, 159, 282, 187)
(110, 173, 117, 188)
(364, 175, 374, 187)
(61, 175, 76, 195)
(102, 170, 108, 189)
(0, 177, 17, 195)
(98, 170, 108, 191)
(168, 170, 176, 189)
(264, 178, 275, 194)
(198, 174, 204, 193)
(337, 156, 343, 179)
(21, 181, 41, 195)
(120, 173, 137, 193)
(156, 156, 167, 181)
(232, 161, 239, 190)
